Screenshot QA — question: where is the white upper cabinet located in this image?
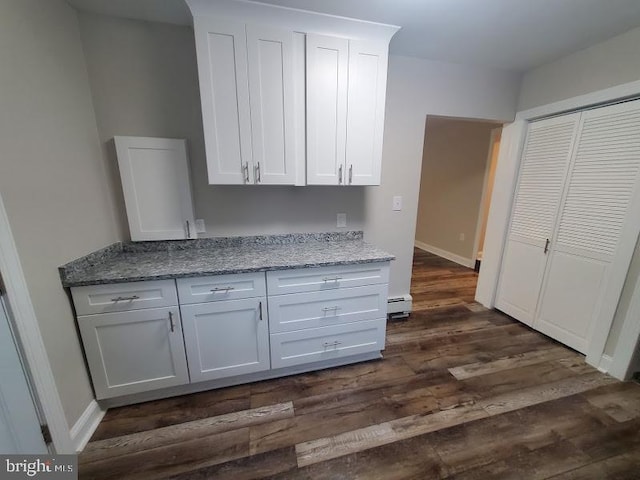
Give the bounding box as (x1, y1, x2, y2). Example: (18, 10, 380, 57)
(193, 18, 253, 185)
(187, 0, 399, 187)
(306, 34, 349, 185)
(114, 136, 196, 241)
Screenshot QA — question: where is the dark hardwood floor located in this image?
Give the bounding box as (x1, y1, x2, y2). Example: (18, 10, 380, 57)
(79, 249, 640, 479)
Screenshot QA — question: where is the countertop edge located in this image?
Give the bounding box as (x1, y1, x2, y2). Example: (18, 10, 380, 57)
(62, 256, 395, 288)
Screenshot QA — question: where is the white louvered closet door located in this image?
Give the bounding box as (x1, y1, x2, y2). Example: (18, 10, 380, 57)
(535, 100, 640, 354)
(495, 113, 580, 325)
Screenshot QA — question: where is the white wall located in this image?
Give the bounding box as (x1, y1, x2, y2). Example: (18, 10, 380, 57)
(77, 13, 521, 299)
(0, 1, 121, 426)
(514, 25, 640, 363)
(415, 118, 496, 260)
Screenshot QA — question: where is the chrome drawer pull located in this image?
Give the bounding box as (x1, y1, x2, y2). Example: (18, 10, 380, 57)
(210, 286, 235, 293)
(322, 276, 342, 282)
(111, 295, 140, 302)
(323, 340, 342, 348)
(169, 311, 175, 333)
(321, 306, 341, 312)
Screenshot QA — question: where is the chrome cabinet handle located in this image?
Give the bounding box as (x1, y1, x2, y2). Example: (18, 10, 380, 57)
(210, 286, 235, 293)
(321, 306, 341, 312)
(111, 295, 139, 302)
(348, 164, 353, 184)
(259, 301, 263, 321)
(323, 276, 342, 282)
(255, 162, 261, 183)
(243, 162, 250, 183)
(544, 238, 550, 254)
(323, 340, 342, 348)
(169, 311, 175, 333)
(186, 220, 191, 238)
(338, 165, 343, 185)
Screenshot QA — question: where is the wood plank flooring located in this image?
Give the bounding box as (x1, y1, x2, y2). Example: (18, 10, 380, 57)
(79, 249, 640, 479)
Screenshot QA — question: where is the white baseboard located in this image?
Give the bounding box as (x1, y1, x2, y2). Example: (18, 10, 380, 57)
(597, 354, 613, 374)
(414, 241, 475, 269)
(70, 400, 105, 452)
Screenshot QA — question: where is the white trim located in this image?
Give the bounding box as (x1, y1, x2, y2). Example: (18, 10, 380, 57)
(607, 259, 640, 380)
(0, 192, 73, 453)
(516, 79, 640, 121)
(477, 79, 640, 374)
(70, 400, 105, 453)
(597, 354, 613, 374)
(414, 241, 475, 268)
(472, 127, 501, 264)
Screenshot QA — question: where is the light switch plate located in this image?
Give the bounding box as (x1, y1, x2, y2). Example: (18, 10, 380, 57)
(195, 219, 206, 233)
(392, 196, 402, 211)
(337, 213, 347, 228)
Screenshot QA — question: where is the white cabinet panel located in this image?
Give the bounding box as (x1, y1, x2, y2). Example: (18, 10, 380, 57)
(247, 25, 296, 185)
(71, 280, 178, 316)
(306, 34, 349, 185)
(270, 318, 386, 369)
(267, 263, 390, 295)
(194, 17, 253, 184)
(78, 306, 189, 399)
(114, 137, 195, 241)
(345, 40, 388, 186)
(177, 272, 266, 305)
(181, 298, 270, 382)
(268, 284, 388, 333)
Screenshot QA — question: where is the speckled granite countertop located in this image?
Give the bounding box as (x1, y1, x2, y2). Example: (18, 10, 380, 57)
(59, 231, 394, 287)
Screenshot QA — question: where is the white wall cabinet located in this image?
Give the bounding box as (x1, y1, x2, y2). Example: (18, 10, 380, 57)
(306, 36, 389, 186)
(78, 306, 189, 399)
(114, 136, 196, 241)
(193, 18, 300, 185)
(189, 2, 398, 187)
(496, 100, 640, 355)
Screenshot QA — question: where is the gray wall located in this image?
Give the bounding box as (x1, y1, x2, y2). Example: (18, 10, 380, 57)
(518, 25, 640, 360)
(77, 12, 521, 298)
(415, 118, 497, 260)
(0, 1, 121, 426)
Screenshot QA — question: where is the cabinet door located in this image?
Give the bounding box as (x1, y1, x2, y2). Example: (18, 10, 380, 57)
(181, 298, 270, 382)
(193, 17, 253, 184)
(495, 113, 580, 325)
(114, 137, 195, 241)
(78, 307, 189, 399)
(306, 34, 349, 185)
(247, 25, 297, 185)
(345, 40, 388, 186)
(535, 100, 640, 354)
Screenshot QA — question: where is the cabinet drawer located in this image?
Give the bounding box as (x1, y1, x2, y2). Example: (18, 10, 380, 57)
(270, 318, 386, 369)
(267, 262, 390, 295)
(268, 284, 388, 333)
(71, 280, 178, 316)
(177, 272, 266, 304)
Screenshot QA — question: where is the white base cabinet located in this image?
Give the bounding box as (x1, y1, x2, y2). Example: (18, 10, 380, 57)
(181, 297, 270, 382)
(72, 262, 390, 403)
(78, 306, 189, 399)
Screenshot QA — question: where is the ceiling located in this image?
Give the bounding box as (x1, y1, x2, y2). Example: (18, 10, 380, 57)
(66, 0, 640, 72)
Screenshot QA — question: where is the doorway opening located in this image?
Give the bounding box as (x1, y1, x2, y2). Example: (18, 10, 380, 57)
(414, 115, 503, 279)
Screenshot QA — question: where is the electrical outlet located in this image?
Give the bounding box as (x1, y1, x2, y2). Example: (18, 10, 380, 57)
(337, 213, 347, 228)
(393, 196, 402, 211)
(459, 233, 465, 241)
(195, 219, 206, 233)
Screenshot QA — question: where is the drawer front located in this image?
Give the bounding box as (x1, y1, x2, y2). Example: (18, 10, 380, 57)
(177, 272, 266, 304)
(268, 284, 388, 333)
(267, 262, 390, 295)
(270, 318, 386, 369)
(71, 280, 178, 316)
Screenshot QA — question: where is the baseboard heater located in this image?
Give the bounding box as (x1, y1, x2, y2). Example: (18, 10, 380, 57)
(387, 294, 412, 320)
